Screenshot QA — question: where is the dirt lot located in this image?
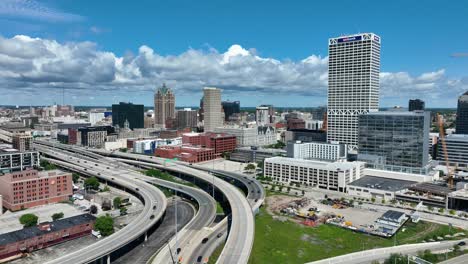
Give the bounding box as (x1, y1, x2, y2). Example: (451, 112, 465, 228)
(266, 194, 384, 228)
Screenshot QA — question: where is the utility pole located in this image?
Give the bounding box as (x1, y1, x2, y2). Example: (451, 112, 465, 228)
(174, 191, 178, 263)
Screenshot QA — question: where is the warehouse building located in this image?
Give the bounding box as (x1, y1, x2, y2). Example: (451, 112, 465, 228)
(0, 214, 96, 260)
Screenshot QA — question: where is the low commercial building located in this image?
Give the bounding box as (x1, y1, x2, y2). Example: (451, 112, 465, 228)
(363, 168, 439, 183)
(287, 141, 347, 161)
(286, 118, 305, 130)
(0, 148, 40, 172)
(448, 186, 468, 211)
(264, 157, 364, 192)
(155, 145, 216, 163)
(229, 146, 286, 163)
(0, 214, 96, 260)
(0, 169, 73, 211)
(375, 210, 408, 236)
(348, 176, 417, 200)
(132, 137, 182, 154)
(284, 129, 327, 143)
(182, 132, 237, 154)
(213, 125, 276, 147)
(395, 182, 452, 208)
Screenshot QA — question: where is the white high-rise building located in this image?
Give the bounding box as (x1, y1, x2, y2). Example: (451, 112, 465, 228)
(327, 33, 381, 150)
(256, 106, 269, 125)
(203, 87, 223, 131)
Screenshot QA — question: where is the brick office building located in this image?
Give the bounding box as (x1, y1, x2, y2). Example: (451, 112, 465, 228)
(0, 169, 73, 211)
(287, 118, 306, 130)
(181, 132, 236, 154)
(155, 145, 216, 163)
(0, 214, 96, 260)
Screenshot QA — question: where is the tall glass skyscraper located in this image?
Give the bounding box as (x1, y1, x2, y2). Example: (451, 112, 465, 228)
(327, 33, 381, 150)
(112, 102, 144, 129)
(456, 91, 468, 134)
(358, 111, 431, 175)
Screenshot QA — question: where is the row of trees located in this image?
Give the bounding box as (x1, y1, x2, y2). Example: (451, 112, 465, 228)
(19, 211, 65, 227)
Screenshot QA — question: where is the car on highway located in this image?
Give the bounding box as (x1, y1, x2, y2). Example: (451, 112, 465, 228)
(150, 214, 155, 219)
(458, 241, 466, 246)
(197, 256, 202, 262)
(202, 237, 209, 243)
(216, 233, 223, 238)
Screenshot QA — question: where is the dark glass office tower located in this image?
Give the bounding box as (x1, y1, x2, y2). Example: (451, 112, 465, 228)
(221, 101, 240, 121)
(456, 91, 468, 134)
(112, 102, 144, 129)
(358, 111, 431, 175)
(408, 99, 425, 111)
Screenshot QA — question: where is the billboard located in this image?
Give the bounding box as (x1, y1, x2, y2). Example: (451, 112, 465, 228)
(337, 35, 362, 43)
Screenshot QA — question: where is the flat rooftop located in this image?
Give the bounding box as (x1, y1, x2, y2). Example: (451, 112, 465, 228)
(0, 214, 96, 246)
(349, 176, 417, 192)
(265, 157, 363, 170)
(409, 182, 453, 196)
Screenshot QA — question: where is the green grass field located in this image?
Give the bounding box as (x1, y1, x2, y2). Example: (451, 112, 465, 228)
(248, 197, 467, 264)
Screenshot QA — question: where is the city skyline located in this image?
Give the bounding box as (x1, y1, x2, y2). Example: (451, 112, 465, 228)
(0, 0, 467, 107)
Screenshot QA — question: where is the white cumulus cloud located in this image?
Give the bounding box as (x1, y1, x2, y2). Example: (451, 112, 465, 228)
(0, 34, 466, 106)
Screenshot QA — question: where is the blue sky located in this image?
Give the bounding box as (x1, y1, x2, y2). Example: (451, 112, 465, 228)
(0, 0, 467, 107)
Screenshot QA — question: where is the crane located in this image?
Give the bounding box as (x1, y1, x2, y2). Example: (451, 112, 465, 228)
(437, 113, 454, 189)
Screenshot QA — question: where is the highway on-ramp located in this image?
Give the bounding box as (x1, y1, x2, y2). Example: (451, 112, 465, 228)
(35, 152, 167, 264)
(87, 148, 255, 264)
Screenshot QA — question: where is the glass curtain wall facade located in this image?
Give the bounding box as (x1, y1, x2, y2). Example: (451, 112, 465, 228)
(358, 111, 430, 174)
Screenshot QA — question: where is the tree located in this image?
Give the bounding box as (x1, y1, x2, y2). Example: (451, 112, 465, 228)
(371, 197, 376, 203)
(245, 163, 256, 171)
(428, 206, 434, 211)
(94, 215, 114, 236)
(257, 160, 264, 169)
(120, 207, 128, 216)
(302, 190, 305, 196)
(113, 197, 122, 209)
(438, 208, 445, 214)
(449, 209, 456, 215)
(72, 173, 80, 183)
(40, 160, 57, 171)
(381, 199, 386, 204)
(90, 205, 98, 214)
(119, 148, 127, 153)
(19, 214, 38, 227)
(287, 187, 291, 193)
(51, 212, 64, 221)
(84, 176, 100, 190)
(384, 253, 407, 264)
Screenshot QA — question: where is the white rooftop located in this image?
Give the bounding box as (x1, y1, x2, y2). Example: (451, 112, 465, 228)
(265, 157, 364, 171)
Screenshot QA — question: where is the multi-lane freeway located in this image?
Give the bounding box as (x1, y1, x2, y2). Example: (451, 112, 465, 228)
(34, 150, 168, 264)
(35, 141, 218, 264)
(86, 148, 256, 264)
(35, 141, 258, 264)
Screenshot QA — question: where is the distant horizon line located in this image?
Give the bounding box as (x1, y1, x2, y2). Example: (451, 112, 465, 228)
(0, 104, 457, 110)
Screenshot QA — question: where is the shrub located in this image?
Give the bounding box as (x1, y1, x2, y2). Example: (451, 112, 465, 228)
(19, 214, 38, 227)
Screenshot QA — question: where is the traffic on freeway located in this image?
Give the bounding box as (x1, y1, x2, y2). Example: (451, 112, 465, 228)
(34, 147, 167, 264)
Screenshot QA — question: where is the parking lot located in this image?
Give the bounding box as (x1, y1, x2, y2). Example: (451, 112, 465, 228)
(197, 158, 249, 172)
(0, 203, 85, 233)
